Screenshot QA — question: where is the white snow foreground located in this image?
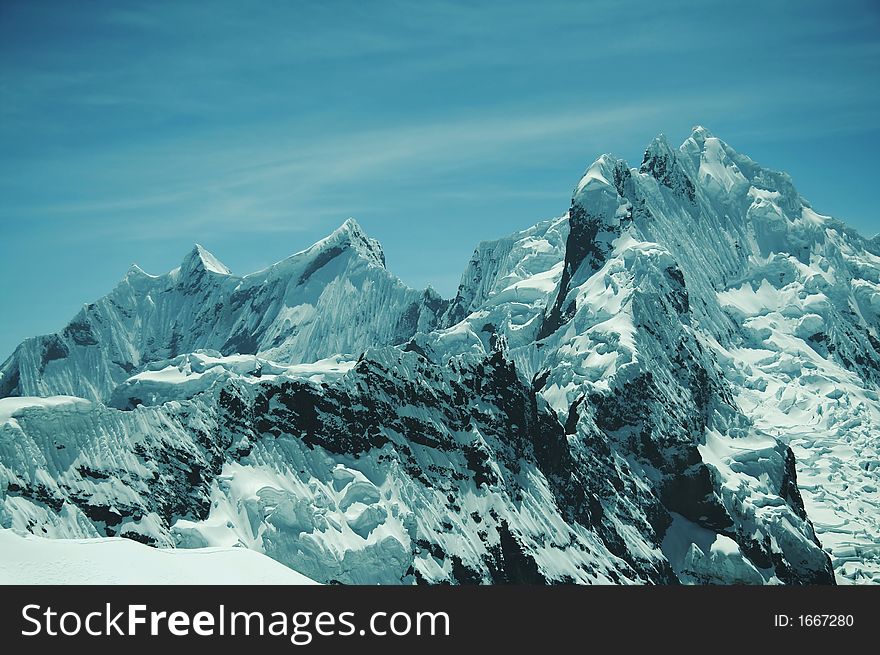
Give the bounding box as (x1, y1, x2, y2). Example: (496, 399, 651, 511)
(0, 126, 877, 585)
(0, 529, 317, 584)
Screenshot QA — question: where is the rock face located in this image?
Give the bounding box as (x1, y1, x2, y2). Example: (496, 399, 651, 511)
(2, 127, 878, 584)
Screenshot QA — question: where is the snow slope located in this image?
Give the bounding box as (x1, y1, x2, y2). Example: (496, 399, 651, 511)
(0, 127, 876, 585)
(0, 219, 446, 402)
(0, 529, 317, 584)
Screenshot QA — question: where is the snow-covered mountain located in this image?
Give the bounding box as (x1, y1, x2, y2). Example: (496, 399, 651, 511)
(1, 127, 877, 585)
(0, 528, 319, 584)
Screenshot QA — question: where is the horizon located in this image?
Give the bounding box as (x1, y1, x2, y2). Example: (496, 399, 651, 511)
(2, 0, 879, 359)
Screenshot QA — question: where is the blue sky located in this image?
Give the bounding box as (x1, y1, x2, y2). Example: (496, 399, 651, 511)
(1, 0, 878, 359)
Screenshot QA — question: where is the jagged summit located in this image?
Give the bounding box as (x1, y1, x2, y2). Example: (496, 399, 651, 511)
(0, 215, 445, 402)
(336, 217, 369, 238)
(641, 133, 674, 160)
(121, 219, 387, 287)
(687, 124, 714, 144)
(178, 243, 232, 277)
(573, 153, 628, 201)
(568, 127, 818, 227)
(246, 218, 387, 282)
(640, 132, 695, 199)
(124, 263, 153, 279)
(679, 125, 728, 165)
(1, 127, 878, 586)
(315, 217, 386, 269)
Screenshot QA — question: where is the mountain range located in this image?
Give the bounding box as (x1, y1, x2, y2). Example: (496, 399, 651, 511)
(1, 126, 877, 584)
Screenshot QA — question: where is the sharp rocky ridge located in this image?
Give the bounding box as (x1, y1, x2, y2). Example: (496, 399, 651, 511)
(1, 126, 878, 585)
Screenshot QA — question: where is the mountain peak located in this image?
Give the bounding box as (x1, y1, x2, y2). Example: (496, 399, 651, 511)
(678, 125, 719, 161)
(180, 244, 232, 276)
(642, 134, 674, 168)
(321, 218, 386, 269)
(678, 124, 739, 178)
(688, 125, 714, 144)
(331, 217, 368, 240)
(125, 263, 149, 278)
(574, 153, 628, 196)
(644, 133, 673, 155)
